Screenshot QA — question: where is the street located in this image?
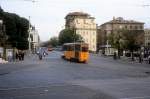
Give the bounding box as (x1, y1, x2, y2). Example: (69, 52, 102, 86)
(0, 51, 150, 99)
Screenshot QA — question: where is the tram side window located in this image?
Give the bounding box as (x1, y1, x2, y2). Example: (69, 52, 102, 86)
(63, 45, 67, 51)
(67, 46, 70, 51)
(65, 45, 73, 51)
(82, 47, 88, 52)
(70, 45, 74, 51)
(75, 45, 80, 51)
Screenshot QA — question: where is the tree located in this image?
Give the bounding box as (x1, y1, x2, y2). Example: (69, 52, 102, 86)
(59, 28, 83, 45)
(121, 29, 144, 60)
(49, 36, 58, 47)
(0, 7, 29, 50)
(108, 29, 144, 60)
(0, 6, 3, 17)
(108, 31, 123, 59)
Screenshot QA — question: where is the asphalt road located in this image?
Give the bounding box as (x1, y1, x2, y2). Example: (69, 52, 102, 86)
(0, 51, 150, 99)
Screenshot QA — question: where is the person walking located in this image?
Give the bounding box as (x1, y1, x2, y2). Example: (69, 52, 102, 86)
(39, 52, 42, 60)
(139, 54, 142, 63)
(148, 54, 150, 64)
(15, 51, 18, 61)
(8, 51, 13, 62)
(0, 53, 2, 63)
(113, 52, 117, 60)
(38, 49, 43, 60)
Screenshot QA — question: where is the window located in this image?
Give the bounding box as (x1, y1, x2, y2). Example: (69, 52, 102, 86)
(130, 25, 132, 29)
(135, 26, 138, 30)
(93, 39, 95, 43)
(119, 25, 122, 29)
(62, 45, 67, 51)
(75, 44, 80, 51)
(93, 32, 95, 35)
(82, 47, 88, 52)
(93, 45, 95, 49)
(140, 25, 143, 30)
(76, 20, 78, 24)
(84, 19, 88, 24)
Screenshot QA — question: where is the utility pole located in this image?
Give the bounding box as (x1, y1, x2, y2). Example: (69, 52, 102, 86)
(28, 16, 31, 54)
(0, 20, 7, 60)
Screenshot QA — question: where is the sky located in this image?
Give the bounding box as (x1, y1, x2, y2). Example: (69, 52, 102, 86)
(0, 0, 150, 41)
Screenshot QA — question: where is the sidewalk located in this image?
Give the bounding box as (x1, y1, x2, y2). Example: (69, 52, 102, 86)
(118, 56, 150, 65)
(96, 53, 150, 65)
(0, 58, 8, 64)
(0, 54, 38, 65)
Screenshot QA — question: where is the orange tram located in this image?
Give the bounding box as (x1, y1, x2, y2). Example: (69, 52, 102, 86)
(62, 43, 89, 63)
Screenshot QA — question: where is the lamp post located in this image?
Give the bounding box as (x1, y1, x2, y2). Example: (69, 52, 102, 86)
(0, 20, 7, 60)
(0, 20, 3, 58)
(28, 16, 31, 54)
(106, 39, 109, 56)
(73, 22, 76, 51)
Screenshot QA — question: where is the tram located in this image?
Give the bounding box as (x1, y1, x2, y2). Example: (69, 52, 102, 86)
(62, 43, 89, 63)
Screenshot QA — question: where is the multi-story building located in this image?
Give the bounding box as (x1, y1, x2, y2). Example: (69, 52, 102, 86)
(0, 20, 3, 46)
(29, 26, 40, 53)
(98, 17, 144, 55)
(144, 29, 150, 47)
(0, 20, 4, 56)
(65, 12, 97, 52)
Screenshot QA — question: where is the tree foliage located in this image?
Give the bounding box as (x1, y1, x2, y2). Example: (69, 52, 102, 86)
(0, 6, 29, 50)
(120, 29, 144, 51)
(59, 28, 83, 45)
(49, 36, 59, 47)
(108, 29, 144, 52)
(40, 37, 58, 47)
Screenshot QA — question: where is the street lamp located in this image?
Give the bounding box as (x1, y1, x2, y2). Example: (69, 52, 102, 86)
(107, 40, 109, 56)
(28, 16, 31, 54)
(0, 20, 8, 60)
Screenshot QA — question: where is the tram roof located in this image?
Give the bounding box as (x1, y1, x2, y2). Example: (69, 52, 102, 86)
(63, 42, 88, 46)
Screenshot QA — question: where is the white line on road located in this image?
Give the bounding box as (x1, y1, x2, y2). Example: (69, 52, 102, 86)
(120, 96, 150, 99)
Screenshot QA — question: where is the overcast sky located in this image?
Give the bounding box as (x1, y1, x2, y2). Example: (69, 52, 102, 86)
(0, 0, 150, 41)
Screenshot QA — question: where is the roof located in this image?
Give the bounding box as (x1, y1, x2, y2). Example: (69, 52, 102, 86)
(65, 12, 90, 19)
(67, 12, 89, 16)
(101, 17, 144, 25)
(63, 42, 88, 45)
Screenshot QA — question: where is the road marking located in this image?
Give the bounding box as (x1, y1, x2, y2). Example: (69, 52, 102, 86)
(121, 96, 150, 99)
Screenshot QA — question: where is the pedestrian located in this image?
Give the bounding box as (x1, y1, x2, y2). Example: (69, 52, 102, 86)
(0, 53, 2, 63)
(39, 53, 42, 60)
(38, 49, 43, 60)
(43, 51, 46, 57)
(18, 51, 22, 61)
(148, 55, 150, 64)
(20, 51, 24, 61)
(16, 52, 18, 61)
(8, 51, 13, 62)
(22, 51, 24, 60)
(113, 52, 117, 60)
(139, 54, 142, 63)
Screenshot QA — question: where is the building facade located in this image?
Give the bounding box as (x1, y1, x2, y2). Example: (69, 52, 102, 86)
(98, 17, 144, 55)
(144, 29, 150, 47)
(0, 20, 4, 46)
(65, 12, 97, 52)
(0, 20, 4, 57)
(29, 26, 40, 53)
